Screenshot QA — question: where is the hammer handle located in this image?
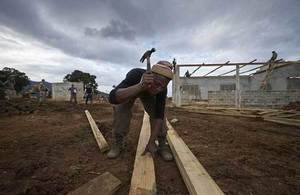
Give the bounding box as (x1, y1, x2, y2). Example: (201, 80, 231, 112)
(146, 57, 151, 71)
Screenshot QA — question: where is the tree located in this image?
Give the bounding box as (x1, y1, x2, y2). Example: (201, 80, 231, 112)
(64, 70, 98, 91)
(0, 67, 30, 97)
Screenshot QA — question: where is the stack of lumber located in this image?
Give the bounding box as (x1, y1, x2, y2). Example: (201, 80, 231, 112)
(259, 110, 300, 127)
(181, 105, 300, 127)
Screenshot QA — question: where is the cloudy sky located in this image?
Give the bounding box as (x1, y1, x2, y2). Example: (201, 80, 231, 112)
(0, 0, 299, 93)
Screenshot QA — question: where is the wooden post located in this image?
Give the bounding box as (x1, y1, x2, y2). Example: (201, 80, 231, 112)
(174, 65, 182, 107)
(129, 112, 156, 195)
(172, 67, 176, 105)
(235, 65, 241, 109)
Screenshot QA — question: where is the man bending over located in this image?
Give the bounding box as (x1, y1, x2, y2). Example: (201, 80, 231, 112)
(107, 61, 173, 161)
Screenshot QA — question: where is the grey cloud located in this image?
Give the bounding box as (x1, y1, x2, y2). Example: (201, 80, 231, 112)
(85, 28, 100, 37)
(1, 0, 299, 64)
(0, 0, 141, 66)
(100, 20, 135, 41)
(85, 20, 136, 41)
(0, 0, 299, 90)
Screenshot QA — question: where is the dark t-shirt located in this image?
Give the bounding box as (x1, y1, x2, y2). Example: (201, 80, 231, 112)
(109, 68, 167, 119)
(86, 87, 92, 94)
(68, 86, 77, 95)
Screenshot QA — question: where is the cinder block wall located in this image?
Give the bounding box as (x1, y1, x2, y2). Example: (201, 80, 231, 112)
(208, 90, 300, 107)
(52, 82, 84, 101)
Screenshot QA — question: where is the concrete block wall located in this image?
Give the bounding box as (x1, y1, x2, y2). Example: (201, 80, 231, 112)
(179, 76, 251, 100)
(52, 82, 84, 101)
(208, 90, 300, 107)
(208, 91, 236, 106)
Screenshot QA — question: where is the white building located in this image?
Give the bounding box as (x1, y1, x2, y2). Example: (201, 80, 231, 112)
(52, 82, 84, 101)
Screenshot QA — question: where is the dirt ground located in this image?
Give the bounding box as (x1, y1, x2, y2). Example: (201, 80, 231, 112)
(0, 99, 299, 195)
(167, 107, 300, 195)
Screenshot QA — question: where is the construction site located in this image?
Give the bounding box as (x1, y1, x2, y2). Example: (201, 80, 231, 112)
(0, 54, 300, 195)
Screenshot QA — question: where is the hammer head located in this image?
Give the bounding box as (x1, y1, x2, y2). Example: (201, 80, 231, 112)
(140, 48, 156, 63)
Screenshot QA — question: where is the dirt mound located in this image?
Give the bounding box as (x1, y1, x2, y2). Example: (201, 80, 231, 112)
(0, 99, 38, 115)
(0, 98, 103, 116)
(282, 101, 300, 110)
(96, 119, 113, 137)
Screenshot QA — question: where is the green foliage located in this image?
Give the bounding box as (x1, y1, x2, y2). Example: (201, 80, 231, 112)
(64, 70, 98, 90)
(0, 67, 30, 96)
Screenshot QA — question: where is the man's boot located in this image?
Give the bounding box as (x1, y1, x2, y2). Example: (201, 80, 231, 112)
(158, 137, 173, 161)
(107, 136, 123, 159)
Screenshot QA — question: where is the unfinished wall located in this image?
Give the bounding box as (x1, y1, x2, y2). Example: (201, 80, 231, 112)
(179, 76, 251, 100)
(208, 90, 300, 107)
(52, 82, 84, 101)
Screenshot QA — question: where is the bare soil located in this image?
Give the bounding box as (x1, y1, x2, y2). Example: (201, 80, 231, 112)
(0, 99, 187, 195)
(167, 107, 300, 195)
(0, 99, 299, 195)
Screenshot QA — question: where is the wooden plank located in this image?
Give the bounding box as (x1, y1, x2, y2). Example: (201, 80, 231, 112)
(240, 65, 265, 74)
(218, 59, 257, 76)
(178, 60, 300, 67)
(166, 121, 225, 195)
(178, 62, 266, 67)
(276, 112, 300, 118)
(258, 110, 279, 115)
(68, 172, 121, 195)
(183, 108, 259, 118)
(264, 117, 300, 127)
(203, 65, 224, 77)
(85, 110, 109, 152)
(129, 112, 156, 195)
(262, 110, 291, 118)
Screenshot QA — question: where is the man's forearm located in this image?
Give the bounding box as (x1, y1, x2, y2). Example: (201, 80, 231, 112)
(114, 83, 144, 103)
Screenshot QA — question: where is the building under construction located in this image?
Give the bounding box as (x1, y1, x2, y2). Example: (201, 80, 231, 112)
(172, 60, 300, 108)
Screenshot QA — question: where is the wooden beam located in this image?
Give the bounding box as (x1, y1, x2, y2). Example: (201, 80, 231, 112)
(85, 110, 109, 152)
(203, 65, 223, 76)
(190, 64, 203, 76)
(264, 117, 300, 127)
(166, 121, 225, 195)
(262, 110, 290, 118)
(218, 59, 257, 76)
(240, 65, 266, 74)
(257, 110, 279, 115)
(276, 113, 300, 118)
(218, 67, 236, 76)
(203, 61, 230, 77)
(235, 65, 241, 109)
(178, 61, 265, 67)
(68, 172, 121, 195)
(178, 60, 300, 68)
(129, 112, 156, 195)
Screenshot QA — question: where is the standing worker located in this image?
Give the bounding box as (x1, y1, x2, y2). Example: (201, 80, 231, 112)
(107, 60, 174, 161)
(269, 51, 278, 62)
(69, 84, 78, 104)
(84, 84, 93, 104)
(4, 75, 16, 100)
(39, 79, 48, 103)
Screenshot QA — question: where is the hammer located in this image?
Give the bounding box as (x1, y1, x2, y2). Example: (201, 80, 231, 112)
(140, 48, 156, 71)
